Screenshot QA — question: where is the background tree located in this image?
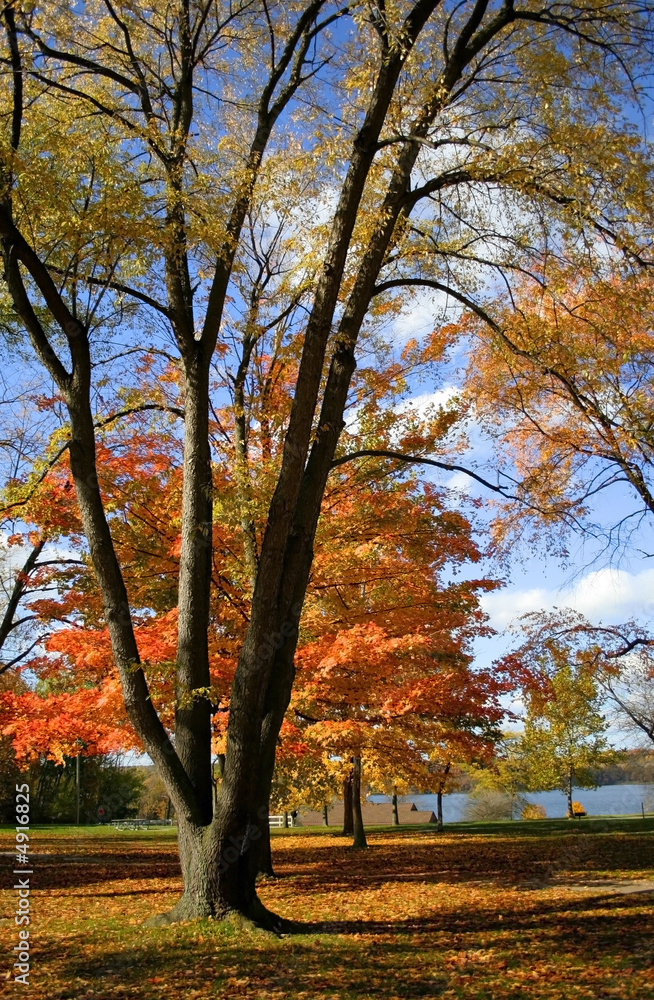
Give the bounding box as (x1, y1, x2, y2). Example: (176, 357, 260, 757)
(600, 655, 654, 749)
(462, 265, 654, 555)
(466, 734, 529, 820)
(501, 608, 654, 749)
(504, 618, 615, 816)
(0, 0, 651, 926)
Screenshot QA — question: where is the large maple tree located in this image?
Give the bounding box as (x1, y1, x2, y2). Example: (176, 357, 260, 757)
(0, 0, 651, 927)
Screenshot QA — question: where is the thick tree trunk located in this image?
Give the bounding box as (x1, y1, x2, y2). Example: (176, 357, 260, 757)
(174, 357, 214, 823)
(147, 812, 283, 929)
(392, 790, 399, 826)
(258, 816, 276, 878)
(322, 804, 329, 826)
(342, 773, 354, 835)
(351, 756, 368, 850)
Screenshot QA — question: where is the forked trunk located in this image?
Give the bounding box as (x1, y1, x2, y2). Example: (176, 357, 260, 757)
(149, 811, 283, 930)
(149, 633, 299, 927)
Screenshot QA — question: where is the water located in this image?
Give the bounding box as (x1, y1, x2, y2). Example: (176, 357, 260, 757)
(370, 783, 654, 822)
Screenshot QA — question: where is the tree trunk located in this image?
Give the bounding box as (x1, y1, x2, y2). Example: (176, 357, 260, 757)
(147, 807, 283, 929)
(567, 769, 574, 818)
(436, 762, 449, 831)
(258, 815, 276, 878)
(351, 756, 368, 849)
(283, 811, 289, 828)
(392, 789, 399, 826)
(322, 804, 329, 826)
(342, 773, 353, 835)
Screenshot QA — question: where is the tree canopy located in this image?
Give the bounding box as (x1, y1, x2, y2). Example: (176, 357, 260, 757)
(0, 0, 652, 927)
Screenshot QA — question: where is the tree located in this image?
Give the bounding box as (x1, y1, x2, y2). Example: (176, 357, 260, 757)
(504, 617, 615, 816)
(502, 608, 654, 748)
(290, 474, 509, 847)
(462, 264, 654, 554)
(467, 734, 529, 819)
(600, 654, 654, 749)
(426, 756, 469, 832)
(0, 0, 651, 926)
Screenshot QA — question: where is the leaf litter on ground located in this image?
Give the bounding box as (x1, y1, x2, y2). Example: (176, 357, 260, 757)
(0, 821, 653, 999)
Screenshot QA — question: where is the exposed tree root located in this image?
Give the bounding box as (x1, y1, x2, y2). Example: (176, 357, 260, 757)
(144, 892, 291, 935)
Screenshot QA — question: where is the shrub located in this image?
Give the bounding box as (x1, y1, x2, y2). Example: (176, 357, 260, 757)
(521, 802, 547, 820)
(463, 791, 527, 822)
(567, 801, 586, 817)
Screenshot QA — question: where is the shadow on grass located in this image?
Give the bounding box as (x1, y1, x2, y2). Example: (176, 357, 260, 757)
(14, 848, 181, 891)
(44, 893, 654, 1000)
(271, 830, 654, 893)
(22, 823, 654, 895)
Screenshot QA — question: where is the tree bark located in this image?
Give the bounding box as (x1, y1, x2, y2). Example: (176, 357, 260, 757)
(437, 763, 450, 832)
(258, 816, 276, 878)
(342, 773, 353, 835)
(322, 804, 329, 826)
(147, 811, 283, 929)
(392, 789, 399, 826)
(174, 356, 214, 823)
(567, 768, 575, 818)
(351, 756, 368, 849)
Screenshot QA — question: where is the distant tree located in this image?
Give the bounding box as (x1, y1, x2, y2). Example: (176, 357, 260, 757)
(464, 789, 523, 822)
(136, 768, 174, 821)
(503, 618, 615, 817)
(598, 653, 654, 749)
(503, 609, 654, 750)
(467, 734, 529, 820)
(28, 754, 143, 824)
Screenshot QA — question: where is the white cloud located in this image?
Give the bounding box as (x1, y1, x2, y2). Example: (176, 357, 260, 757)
(344, 385, 458, 437)
(480, 565, 654, 633)
(566, 567, 654, 621)
(387, 287, 460, 344)
(396, 386, 459, 417)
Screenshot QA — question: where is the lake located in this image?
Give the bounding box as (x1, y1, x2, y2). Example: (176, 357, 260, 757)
(370, 782, 654, 822)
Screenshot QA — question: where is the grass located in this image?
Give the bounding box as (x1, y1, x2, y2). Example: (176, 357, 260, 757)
(1, 817, 653, 999)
